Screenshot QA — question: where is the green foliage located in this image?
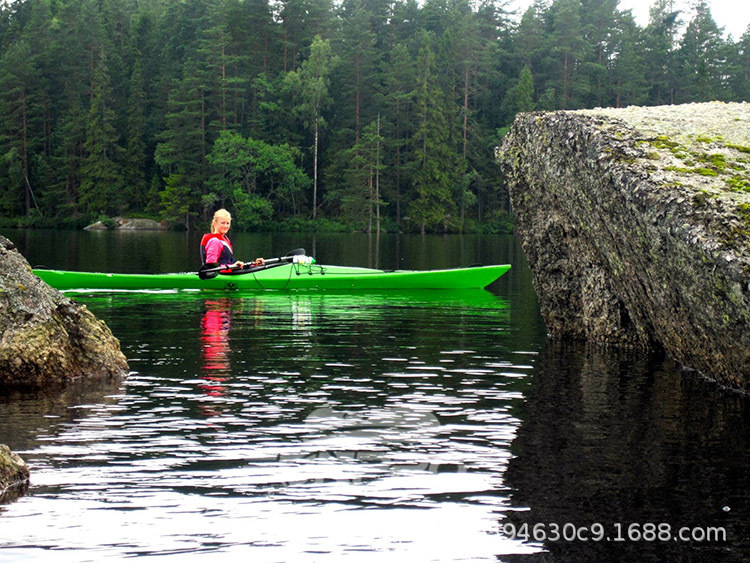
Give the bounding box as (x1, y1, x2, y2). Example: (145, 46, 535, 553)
(231, 190, 274, 230)
(206, 129, 310, 222)
(0, 0, 748, 231)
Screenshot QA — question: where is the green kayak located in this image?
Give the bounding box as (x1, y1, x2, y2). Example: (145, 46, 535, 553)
(33, 259, 510, 292)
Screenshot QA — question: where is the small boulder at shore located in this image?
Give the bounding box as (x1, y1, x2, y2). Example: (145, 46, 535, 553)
(0, 235, 129, 389)
(0, 444, 29, 502)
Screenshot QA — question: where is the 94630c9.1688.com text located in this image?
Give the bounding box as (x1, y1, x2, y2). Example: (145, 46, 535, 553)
(501, 522, 727, 543)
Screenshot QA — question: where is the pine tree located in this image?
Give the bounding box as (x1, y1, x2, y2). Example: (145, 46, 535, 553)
(505, 65, 536, 115)
(642, 0, 680, 105)
(514, 2, 550, 74)
(676, 1, 727, 102)
(339, 116, 386, 232)
(727, 27, 750, 101)
(124, 58, 148, 210)
(241, 0, 281, 76)
(80, 48, 125, 216)
(581, 0, 619, 107)
(380, 43, 416, 228)
(0, 40, 38, 217)
(198, 7, 250, 134)
(278, 0, 336, 72)
(337, 0, 380, 145)
(409, 32, 462, 234)
(154, 60, 211, 228)
(47, 101, 87, 219)
(609, 11, 648, 107)
(550, 0, 586, 109)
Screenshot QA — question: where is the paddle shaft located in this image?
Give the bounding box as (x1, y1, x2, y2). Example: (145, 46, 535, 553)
(198, 248, 307, 280)
(199, 257, 286, 278)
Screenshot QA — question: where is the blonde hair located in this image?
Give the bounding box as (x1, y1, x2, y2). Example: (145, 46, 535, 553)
(211, 208, 232, 234)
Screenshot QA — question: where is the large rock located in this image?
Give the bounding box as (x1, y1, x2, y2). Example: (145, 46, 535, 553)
(115, 217, 167, 230)
(0, 444, 29, 502)
(83, 217, 167, 231)
(499, 102, 750, 390)
(0, 235, 129, 389)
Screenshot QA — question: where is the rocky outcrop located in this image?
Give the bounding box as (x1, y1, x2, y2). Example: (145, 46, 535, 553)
(0, 444, 29, 502)
(499, 102, 750, 391)
(84, 217, 167, 231)
(116, 217, 167, 230)
(0, 235, 129, 389)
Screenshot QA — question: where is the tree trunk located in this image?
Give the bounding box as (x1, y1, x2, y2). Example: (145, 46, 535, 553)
(221, 44, 227, 130)
(21, 89, 31, 216)
(461, 67, 469, 229)
(375, 113, 381, 236)
(355, 55, 361, 145)
(368, 168, 373, 234)
(200, 90, 206, 162)
(313, 122, 319, 219)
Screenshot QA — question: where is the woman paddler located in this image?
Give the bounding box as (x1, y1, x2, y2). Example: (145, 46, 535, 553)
(200, 209, 264, 272)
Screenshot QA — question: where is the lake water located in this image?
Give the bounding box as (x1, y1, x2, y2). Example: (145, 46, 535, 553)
(0, 229, 748, 562)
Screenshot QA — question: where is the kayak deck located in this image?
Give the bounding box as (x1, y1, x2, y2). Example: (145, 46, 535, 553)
(34, 262, 511, 292)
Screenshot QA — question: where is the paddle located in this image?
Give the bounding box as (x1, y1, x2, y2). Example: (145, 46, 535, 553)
(198, 248, 306, 280)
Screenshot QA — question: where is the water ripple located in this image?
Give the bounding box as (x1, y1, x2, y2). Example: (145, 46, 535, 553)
(0, 291, 536, 561)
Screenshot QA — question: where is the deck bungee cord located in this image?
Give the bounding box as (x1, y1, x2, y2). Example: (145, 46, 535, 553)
(249, 254, 323, 290)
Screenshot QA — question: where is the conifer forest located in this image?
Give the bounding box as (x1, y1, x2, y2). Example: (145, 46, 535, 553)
(1, 0, 749, 233)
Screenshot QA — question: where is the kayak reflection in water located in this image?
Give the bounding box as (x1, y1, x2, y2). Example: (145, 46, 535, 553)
(199, 299, 232, 407)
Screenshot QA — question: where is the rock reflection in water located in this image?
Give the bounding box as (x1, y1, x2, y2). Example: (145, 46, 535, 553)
(503, 340, 750, 562)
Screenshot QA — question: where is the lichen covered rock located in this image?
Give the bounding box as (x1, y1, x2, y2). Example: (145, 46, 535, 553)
(0, 444, 29, 502)
(499, 102, 749, 390)
(0, 235, 129, 389)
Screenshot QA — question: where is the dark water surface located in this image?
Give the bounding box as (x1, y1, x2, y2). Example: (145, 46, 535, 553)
(0, 230, 748, 562)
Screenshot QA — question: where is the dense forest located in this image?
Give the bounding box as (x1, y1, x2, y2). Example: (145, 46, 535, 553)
(1, 0, 748, 233)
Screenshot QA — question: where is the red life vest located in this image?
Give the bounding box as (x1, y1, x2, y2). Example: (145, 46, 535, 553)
(200, 233, 235, 265)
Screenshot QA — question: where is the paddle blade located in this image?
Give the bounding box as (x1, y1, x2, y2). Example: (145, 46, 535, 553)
(198, 262, 221, 280)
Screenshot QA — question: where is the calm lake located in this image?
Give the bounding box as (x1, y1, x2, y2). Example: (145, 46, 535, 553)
(0, 229, 748, 562)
